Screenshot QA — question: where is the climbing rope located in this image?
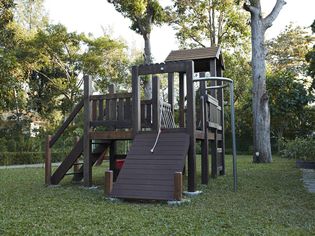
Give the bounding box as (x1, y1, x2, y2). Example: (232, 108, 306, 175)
(150, 100, 176, 153)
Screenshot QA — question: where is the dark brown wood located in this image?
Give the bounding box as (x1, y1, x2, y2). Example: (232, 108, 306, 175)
(185, 61, 196, 192)
(73, 136, 81, 174)
(168, 73, 174, 113)
(51, 138, 83, 185)
(98, 99, 104, 120)
(49, 99, 84, 147)
(89, 130, 133, 140)
(105, 170, 113, 196)
(210, 59, 217, 97)
(137, 62, 186, 75)
(110, 132, 190, 200)
(216, 63, 225, 175)
(92, 100, 97, 121)
(174, 172, 182, 201)
(132, 66, 140, 136)
(118, 98, 124, 121)
(90, 120, 132, 129)
(83, 75, 92, 187)
(45, 135, 52, 185)
(211, 129, 218, 178)
(152, 75, 160, 131)
(179, 72, 185, 128)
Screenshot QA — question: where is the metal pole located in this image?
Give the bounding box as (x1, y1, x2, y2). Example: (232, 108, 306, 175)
(230, 82, 237, 192)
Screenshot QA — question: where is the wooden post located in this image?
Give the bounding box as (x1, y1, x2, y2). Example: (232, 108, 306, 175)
(200, 72, 209, 184)
(132, 66, 140, 137)
(104, 170, 113, 196)
(168, 73, 174, 113)
(186, 61, 196, 192)
(109, 84, 116, 94)
(45, 135, 52, 185)
(73, 136, 80, 174)
(152, 75, 160, 131)
(174, 172, 182, 201)
(217, 62, 225, 175)
(179, 72, 185, 128)
(83, 75, 92, 187)
(210, 59, 217, 98)
(211, 129, 218, 178)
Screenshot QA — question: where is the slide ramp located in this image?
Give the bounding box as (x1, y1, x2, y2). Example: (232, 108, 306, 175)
(110, 132, 190, 201)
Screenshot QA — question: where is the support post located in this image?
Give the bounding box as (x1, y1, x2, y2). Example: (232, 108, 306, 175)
(132, 66, 140, 136)
(83, 75, 92, 187)
(73, 136, 80, 174)
(152, 75, 160, 131)
(104, 170, 113, 196)
(217, 63, 225, 175)
(174, 172, 183, 201)
(209, 59, 217, 98)
(200, 72, 209, 184)
(109, 141, 118, 181)
(168, 73, 174, 113)
(211, 129, 218, 178)
(45, 135, 51, 185)
(179, 72, 185, 128)
(186, 61, 196, 192)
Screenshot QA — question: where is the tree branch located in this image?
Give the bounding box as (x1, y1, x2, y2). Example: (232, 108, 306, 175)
(263, 0, 286, 29)
(243, 3, 259, 15)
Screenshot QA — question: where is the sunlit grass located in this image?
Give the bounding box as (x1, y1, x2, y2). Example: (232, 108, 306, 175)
(0, 155, 314, 235)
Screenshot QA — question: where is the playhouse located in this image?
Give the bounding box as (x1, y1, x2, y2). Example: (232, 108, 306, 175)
(45, 46, 227, 201)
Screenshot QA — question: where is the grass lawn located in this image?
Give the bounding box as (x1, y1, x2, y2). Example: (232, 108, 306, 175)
(0, 155, 314, 235)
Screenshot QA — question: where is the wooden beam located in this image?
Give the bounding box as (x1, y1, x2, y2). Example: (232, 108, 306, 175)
(168, 73, 175, 113)
(174, 172, 183, 201)
(209, 59, 217, 98)
(217, 63, 225, 176)
(83, 75, 92, 187)
(179, 72, 185, 128)
(89, 130, 133, 140)
(45, 135, 51, 185)
(138, 62, 186, 75)
(132, 66, 140, 137)
(152, 75, 160, 131)
(105, 170, 113, 196)
(49, 99, 84, 147)
(211, 129, 218, 178)
(185, 61, 196, 192)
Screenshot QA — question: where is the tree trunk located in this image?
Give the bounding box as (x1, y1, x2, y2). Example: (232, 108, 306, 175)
(245, 0, 286, 163)
(250, 12, 272, 163)
(143, 33, 153, 100)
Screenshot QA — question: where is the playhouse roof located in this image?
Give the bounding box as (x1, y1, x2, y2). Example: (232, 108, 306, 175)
(165, 46, 224, 72)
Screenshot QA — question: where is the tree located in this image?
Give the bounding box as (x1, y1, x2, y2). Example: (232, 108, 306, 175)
(242, 0, 286, 163)
(167, 0, 250, 50)
(267, 71, 314, 150)
(306, 20, 315, 84)
(107, 0, 166, 99)
(14, 0, 47, 32)
(267, 24, 314, 76)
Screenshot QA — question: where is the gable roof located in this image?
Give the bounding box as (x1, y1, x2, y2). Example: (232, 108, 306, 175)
(165, 46, 221, 62)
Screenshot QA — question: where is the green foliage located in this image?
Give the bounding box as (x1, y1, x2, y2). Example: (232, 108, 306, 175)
(0, 152, 67, 165)
(167, 0, 250, 50)
(266, 24, 314, 77)
(267, 71, 314, 138)
(0, 156, 315, 234)
(279, 137, 315, 161)
(306, 20, 315, 89)
(108, 0, 166, 35)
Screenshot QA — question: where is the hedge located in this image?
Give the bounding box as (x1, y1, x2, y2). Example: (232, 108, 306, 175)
(0, 152, 68, 166)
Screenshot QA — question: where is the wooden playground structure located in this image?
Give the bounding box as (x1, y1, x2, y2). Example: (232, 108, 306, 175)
(45, 46, 229, 201)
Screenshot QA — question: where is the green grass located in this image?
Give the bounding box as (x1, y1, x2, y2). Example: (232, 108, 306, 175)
(0, 155, 314, 235)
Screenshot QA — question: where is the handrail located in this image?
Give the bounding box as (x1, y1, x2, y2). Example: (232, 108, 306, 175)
(49, 99, 84, 148)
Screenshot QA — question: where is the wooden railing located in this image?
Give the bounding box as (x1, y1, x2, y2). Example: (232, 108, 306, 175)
(49, 99, 84, 148)
(90, 93, 133, 129)
(205, 94, 222, 130)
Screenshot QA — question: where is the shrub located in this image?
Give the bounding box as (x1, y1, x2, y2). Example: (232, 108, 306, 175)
(0, 152, 68, 165)
(279, 137, 315, 161)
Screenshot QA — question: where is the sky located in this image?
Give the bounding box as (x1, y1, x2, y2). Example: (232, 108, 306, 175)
(44, 0, 315, 62)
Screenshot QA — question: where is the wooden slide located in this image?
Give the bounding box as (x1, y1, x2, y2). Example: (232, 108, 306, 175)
(110, 132, 190, 201)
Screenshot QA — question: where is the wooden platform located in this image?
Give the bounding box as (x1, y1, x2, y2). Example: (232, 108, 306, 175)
(110, 132, 190, 200)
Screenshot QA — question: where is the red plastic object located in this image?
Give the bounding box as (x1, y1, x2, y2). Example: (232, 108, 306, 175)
(115, 159, 125, 169)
